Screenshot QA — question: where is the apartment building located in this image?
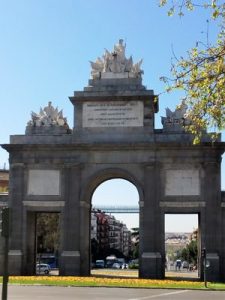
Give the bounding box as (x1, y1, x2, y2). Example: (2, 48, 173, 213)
(92, 209, 131, 257)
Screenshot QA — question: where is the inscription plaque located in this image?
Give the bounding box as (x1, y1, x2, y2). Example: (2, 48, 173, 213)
(83, 101, 143, 127)
(27, 169, 60, 195)
(165, 169, 200, 196)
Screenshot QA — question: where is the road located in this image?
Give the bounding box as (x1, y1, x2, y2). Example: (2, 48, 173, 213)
(5, 286, 225, 300)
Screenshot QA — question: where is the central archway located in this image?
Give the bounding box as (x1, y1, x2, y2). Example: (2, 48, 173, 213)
(80, 168, 143, 276)
(91, 178, 139, 276)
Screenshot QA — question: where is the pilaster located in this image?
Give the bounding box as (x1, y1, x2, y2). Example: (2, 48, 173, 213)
(60, 164, 81, 275)
(8, 163, 25, 274)
(139, 162, 164, 279)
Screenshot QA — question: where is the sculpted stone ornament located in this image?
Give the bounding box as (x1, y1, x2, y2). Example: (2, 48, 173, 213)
(27, 101, 68, 127)
(90, 39, 143, 79)
(161, 100, 191, 132)
(26, 102, 70, 134)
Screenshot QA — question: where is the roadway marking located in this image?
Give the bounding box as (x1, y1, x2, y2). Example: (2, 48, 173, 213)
(128, 289, 189, 300)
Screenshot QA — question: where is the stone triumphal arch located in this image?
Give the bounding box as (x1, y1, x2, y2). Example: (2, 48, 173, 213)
(1, 40, 225, 281)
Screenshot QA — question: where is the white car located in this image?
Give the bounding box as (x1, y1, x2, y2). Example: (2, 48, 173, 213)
(36, 263, 51, 275)
(112, 262, 121, 269)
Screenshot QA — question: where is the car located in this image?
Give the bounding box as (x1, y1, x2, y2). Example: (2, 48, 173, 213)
(182, 261, 189, 269)
(36, 263, 51, 275)
(95, 260, 105, 268)
(112, 262, 121, 269)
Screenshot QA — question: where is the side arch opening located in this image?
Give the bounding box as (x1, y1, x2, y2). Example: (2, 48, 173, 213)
(164, 213, 200, 280)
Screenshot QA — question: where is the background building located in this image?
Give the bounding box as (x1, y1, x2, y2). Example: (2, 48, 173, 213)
(0, 169, 9, 192)
(91, 209, 131, 260)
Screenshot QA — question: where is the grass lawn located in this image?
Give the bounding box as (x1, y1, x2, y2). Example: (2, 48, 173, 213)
(1, 276, 225, 290)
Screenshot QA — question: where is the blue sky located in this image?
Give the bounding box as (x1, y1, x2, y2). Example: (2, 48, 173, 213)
(0, 1, 224, 231)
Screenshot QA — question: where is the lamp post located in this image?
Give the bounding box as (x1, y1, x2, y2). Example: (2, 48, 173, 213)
(1, 207, 10, 300)
(201, 248, 207, 288)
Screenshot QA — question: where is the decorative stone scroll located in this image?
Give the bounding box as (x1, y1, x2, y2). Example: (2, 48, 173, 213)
(90, 39, 143, 79)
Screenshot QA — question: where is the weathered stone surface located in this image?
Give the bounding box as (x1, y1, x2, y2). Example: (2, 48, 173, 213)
(82, 101, 144, 128)
(165, 169, 200, 196)
(27, 170, 60, 196)
(1, 44, 225, 281)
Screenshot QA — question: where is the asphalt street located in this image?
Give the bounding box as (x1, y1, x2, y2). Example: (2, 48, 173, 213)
(4, 286, 225, 300)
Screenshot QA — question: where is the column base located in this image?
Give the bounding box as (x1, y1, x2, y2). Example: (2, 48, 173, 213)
(8, 250, 23, 275)
(139, 252, 163, 279)
(59, 251, 81, 275)
(205, 253, 220, 282)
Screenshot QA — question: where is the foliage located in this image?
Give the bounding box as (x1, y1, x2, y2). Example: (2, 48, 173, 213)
(131, 227, 139, 239)
(36, 213, 60, 254)
(129, 260, 139, 269)
(130, 227, 139, 259)
(159, 1, 225, 143)
(91, 238, 99, 262)
(0, 186, 8, 193)
(132, 246, 139, 259)
(181, 240, 198, 264)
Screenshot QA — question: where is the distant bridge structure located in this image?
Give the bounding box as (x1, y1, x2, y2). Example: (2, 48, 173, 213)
(93, 205, 139, 213)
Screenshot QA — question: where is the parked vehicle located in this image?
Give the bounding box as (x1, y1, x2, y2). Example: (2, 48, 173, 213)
(112, 262, 121, 269)
(95, 260, 105, 268)
(36, 263, 51, 275)
(105, 255, 117, 268)
(36, 253, 58, 269)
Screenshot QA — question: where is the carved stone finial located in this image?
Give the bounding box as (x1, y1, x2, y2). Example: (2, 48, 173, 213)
(90, 40, 143, 79)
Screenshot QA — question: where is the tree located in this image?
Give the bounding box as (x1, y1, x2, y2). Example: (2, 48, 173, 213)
(181, 239, 198, 265)
(36, 213, 60, 254)
(131, 227, 139, 241)
(130, 227, 139, 259)
(0, 186, 8, 193)
(91, 238, 99, 262)
(159, 1, 225, 143)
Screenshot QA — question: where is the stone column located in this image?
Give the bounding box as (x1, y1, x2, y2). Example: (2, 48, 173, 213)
(60, 165, 81, 275)
(139, 163, 164, 279)
(202, 160, 222, 282)
(8, 163, 25, 275)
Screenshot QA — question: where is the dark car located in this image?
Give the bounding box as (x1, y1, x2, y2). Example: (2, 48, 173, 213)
(95, 260, 105, 268)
